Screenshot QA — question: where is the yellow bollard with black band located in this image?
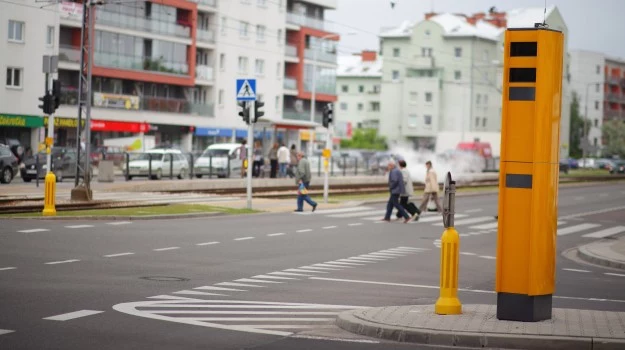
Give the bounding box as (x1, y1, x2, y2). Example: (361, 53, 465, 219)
(435, 172, 462, 315)
(42, 145, 57, 216)
(496, 25, 564, 322)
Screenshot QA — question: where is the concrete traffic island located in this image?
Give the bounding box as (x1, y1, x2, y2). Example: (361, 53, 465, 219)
(336, 304, 625, 349)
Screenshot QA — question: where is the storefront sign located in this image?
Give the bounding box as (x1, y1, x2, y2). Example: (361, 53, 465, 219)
(43, 116, 85, 129)
(91, 120, 149, 133)
(60, 2, 83, 19)
(0, 114, 43, 128)
(299, 130, 314, 141)
(195, 127, 233, 137)
(93, 93, 140, 110)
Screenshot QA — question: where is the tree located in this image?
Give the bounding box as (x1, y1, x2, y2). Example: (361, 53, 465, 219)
(569, 91, 585, 159)
(602, 119, 625, 158)
(340, 128, 387, 150)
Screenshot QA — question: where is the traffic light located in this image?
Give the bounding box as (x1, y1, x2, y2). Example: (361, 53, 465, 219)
(322, 103, 333, 128)
(52, 79, 62, 110)
(238, 101, 250, 124)
(253, 100, 264, 123)
(38, 93, 54, 115)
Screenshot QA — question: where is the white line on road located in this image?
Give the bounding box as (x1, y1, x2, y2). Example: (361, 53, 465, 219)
(605, 273, 625, 278)
(65, 225, 94, 229)
(216, 282, 265, 288)
(106, 221, 132, 226)
(177, 317, 336, 322)
(312, 263, 351, 269)
(562, 268, 591, 273)
(561, 205, 625, 220)
(599, 193, 609, 197)
(151, 311, 340, 315)
(328, 210, 385, 218)
(296, 229, 312, 233)
(45, 259, 80, 265)
(582, 226, 625, 238)
(104, 252, 134, 258)
(0, 329, 14, 336)
(43, 310, 103, 321)
(574, 196, 584, 201)
(235, 278, 283, 284)
(478, 255, 497, 260)
(324, 261, 364, 266)
(298, 207, 373, 215)
(368, 252, 407, 258)
(267, 233, 285, 237)
(0, 267, 16, 271)
(153, 247, 180, 251)
(433, 216, 493, 227)
(291, 335, 379, 344)
(469, 222, 499, 230)
(347, 223, 362, 226)
(414, 214, 467, 223)
(339, 259, 375, 264)
(252, 274, 297, 280)
(173, 290, 228, 296)
(284, 268, 328, 274)
(460, 252, 476, 256)
(557, 223, 602, 236)
(357, 255, 389, 260)
(298, 266, 341, 271)
(234, 237, 255, 241)
(196, 241, 220, 246)
(459, 233, 471, 237)
(18, 228, 49, 233)
(322, 226, 337, 229)
(195, 286, 247, 292)
(269, 271, 313, 277)
(465, 209, 483, 213)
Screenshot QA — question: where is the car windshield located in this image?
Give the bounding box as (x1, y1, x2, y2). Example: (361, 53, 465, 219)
(134, 153, 165, 161)
(201, 149, 230, 157)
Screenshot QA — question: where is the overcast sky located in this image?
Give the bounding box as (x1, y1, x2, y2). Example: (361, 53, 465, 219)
(326, 0, 625, 59)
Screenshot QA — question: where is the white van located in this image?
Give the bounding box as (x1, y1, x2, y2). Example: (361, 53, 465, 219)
(194, 143, 245, 178)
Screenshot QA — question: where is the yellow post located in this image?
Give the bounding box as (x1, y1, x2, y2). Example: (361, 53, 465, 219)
(435, 172, 462, 315)
(42, 171, 57, 216)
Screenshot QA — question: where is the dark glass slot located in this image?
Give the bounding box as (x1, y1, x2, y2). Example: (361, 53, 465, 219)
(509, 68, 536, 82)
(509, 87, 535, 101)
(510, 42, 537, 57)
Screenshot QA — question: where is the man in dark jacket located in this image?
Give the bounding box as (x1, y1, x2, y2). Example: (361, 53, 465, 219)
(382, 160, 411, 223)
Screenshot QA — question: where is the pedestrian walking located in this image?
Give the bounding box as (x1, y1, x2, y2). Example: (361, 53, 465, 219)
(395, 159, 421, 220)
(381, 160, 411, 223)
(277, 143, 290, 178)
(239, 140, 247, 178)
(294, 151, 317, 212)
(416, 160, 443, 218)
(253, 142, 263, 177)
(268, 143, 279, 178)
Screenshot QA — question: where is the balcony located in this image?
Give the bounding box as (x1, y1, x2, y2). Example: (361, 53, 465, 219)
(96, 10, 191, 39)
(621, 78, 625, 88)
(60, 89, 193, 114)
(195, 65, 214, 81)
(94, 51, 189, 76)
(303, 81, 336, 95)
(607, 93, 621, 103)
(190, 0, 217, 8)
(285, 44, 298, 57)
(606, 76, 620, 85)
(283, 109, 322, 122)
(59, 45, 81, 64)
(412, 55, 434, 68)
(283, 77, 297, 90)
(286, 12, 327, 31)
(304, 48, 337, 64)
(190, 103, 214, 116)
(197, 29, 215, 43)
(605, 110, 622, 119)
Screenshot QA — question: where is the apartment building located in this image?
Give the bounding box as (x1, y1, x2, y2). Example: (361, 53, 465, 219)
(570, 50, 625, 156)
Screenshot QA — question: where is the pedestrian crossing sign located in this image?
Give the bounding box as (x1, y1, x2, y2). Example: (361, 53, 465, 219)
(236, 79, 256, 101)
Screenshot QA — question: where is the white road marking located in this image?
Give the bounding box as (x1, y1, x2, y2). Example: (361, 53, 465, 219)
(347, 223, 362, 226)
(368, 252, 407, 257)
(433, 216, 493, 227)
(154, 247, 180, 251)
(605, 273, 625, 278)
(196, 241, 220, 246)
(328, 210, 385, 218)
(104, 252, 134, 258)
(0, 329, 14, 336)
(322, 226, 337, 229)
(0, 267, 17, 271)
(561, 205, 625, 219)
(469, 222, 498, 230)
(43, 310, 103, 321)
(459, 233, 471, 237)
(195, 286, 247, 292)
(465, 209, 483, 213)
(312, 263, 350, 269)
(414, 214, 467, 223)
(323, 261, 364, 266)
(298, 265, 341, 271)
(557, 223, 602, 236)
(291, 335, 380, 344)
(235, 278, 283, 284)
(599, 193, 609, 197)
(460, 252, 476, 256)
(65, 225, 94, 229)
(478, 255, 497, 260)
(296, 229, 312, 233)
(340, 259, 375, 264)
(173, 290, 228, 296)
(267, 233, 285, 237)
(562, 268, 591, 273)
(358, 255, 389, 260)
(18, 228, 49, 233)
(268, 272, 313, 277)
(299, 206, 373, 215)
(574, 196, 584, 200)
(252, 275, 297, 280)
(582, 226, 625, 238)
(216, 282, 264, 288)
(176, 317, 335, 322)
(392, 247, 427, 252)
(234, 237, 255, 241)
(106, 221, 131, 226)
(152, 311, 340, 315)
(557, 221, 566, 226)
(284, 268, 328, 274)
(45, 259, 80, 265)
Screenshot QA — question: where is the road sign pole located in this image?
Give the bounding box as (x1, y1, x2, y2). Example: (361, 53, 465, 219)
(246, 102, 254, 210)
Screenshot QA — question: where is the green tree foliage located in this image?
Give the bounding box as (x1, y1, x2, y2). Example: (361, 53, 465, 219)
(602, 119, 625, 158)
(569, 91, 585, 159)
(340, 128, 387, 150)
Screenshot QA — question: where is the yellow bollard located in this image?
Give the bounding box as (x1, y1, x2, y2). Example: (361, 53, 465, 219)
(42, 171, 57, 216)
(435, 172, 462, 315)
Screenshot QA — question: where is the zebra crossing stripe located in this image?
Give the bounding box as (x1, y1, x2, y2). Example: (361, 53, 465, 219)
(433, 216, 492, 227)
(252, 275, 298, 280)
(328, 210, 385, 218)
(216, 282, 265, 288)
(582, 226, 625, 238)
(173, 290, 229, 297)
(469, 222, 498, 230)
(195, 286, 247, 292)
(235, 278, 283, 284)
(557, 223, 602, 236)
(298, 207, 373, 215)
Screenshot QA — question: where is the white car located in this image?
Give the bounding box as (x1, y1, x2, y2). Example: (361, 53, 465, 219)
(127, 149, 188, 180)
(194, 143, 245, 178)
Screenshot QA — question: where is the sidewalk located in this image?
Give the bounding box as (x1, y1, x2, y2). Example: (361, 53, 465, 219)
(578, 235, 625, 270)
(337, 304, 625, 350)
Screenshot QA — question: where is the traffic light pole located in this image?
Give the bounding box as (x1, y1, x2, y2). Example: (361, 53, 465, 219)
(44, 72, 54, 172)
(323, 125, 331, 203)
(246, 102, 255, 210)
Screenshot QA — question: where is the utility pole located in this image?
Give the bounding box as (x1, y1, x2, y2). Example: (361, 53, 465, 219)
(247, 102, 254, 210)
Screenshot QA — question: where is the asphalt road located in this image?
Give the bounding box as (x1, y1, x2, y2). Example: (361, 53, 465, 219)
(1, 183, 624, 349)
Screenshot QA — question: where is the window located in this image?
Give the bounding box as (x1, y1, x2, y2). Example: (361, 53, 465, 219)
(393, 48, 400, 57)
(483, 50, 489, 61)
(593, 137, 598, 146)
(255, 59, 264, 75)
(595, 101, 599, 110)
(46, 26, 54, 47)
(341, 85, 348, 93)
(425, 92, 432, 102)
(257, 0, 267, 6)
(596, 83, 600, 92)
(238, 56, 248, 73)
(218, 89, 224, 105)
(6, 67, 22, 88)
(482, 118, 487, 127)
(357, 103, 363, 111)
(371, 102, 380, 111)
(594, 119, 598, 127)
(256, 25, 265, 41)
(476, 94, 481, 104)
(221, 17, 227, 35)
(276, 62, 281, 78)
(421, 47, 432, 57)
(454, 70, 461, 80)
(475, 117, 480, 127)
(425, 29, 431, 36)
(392, 70, 400, 80)
(277, 29, 283, 45)
(358, 85, 364, 93)
(239, 21, 249, 37)
(596, 65, 601, 74)
(275, 96, 280, 110)
(424, 115, 432, 125)
(408, 114, 417, 127)
(8, 20, 25, 42)
(219, 53, 225, 71)
(455, 47, 462, 58)
(340, 102, 348, 110)
(373, 84, 380, 93)
(484, 94, 488, 105)
(409, 92, 418, 102)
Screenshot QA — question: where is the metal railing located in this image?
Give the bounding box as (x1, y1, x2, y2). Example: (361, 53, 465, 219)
(283, 77, 297, 90)
(197, 29, 216, 43)
(195, 64, 214, 80)
(286, 11, 326, 31)
(304, 48, 337, 64)
(94, 51, 189, 75)
(60, 89, 193, 114)
(96, 10, 191, 38)
(607, 93, 621, 102)
(191, 0, 217, 7)
(190, 103, 214, 116)
(59, 45, 81, 64)
(285, 44, 297, 57)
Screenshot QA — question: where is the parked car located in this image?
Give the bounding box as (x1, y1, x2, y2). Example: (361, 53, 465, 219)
(194, 143, 245, 178)
(20, 147, 88, 182)
(577, 158, 596, 169)
(335, 150, 366, 170)
(369, 151, 403, 174)
(608, 160, 625, 174)
(0, 137, 25, 163)
(0, 144, 19, 184)
(567, 158, 579, 169)
(91, 146, 125, 167)
(596, 159, 616, 170)
(559, 159, 570, 174)
(126, 149, 189, 180)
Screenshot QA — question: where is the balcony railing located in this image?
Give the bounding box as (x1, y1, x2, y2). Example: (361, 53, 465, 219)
(59, 45, 80, 64)
(605, 110, 622, 119)
(283, 109, 322, 122)
(304, 48, 337, 64)
(96, 10, 191, 38)
(195, 65, 214, 80)
(413, 55, 435, 68)
(303, 81, 336, 95)
(286, 11, 326, 31)
(60, 89, 193, 114)
(283, 77, 297, 90)
(190, 103, 214, 116)
(607, 76, 620, 85)
(197, 29, 215, 43)
(95, 51, 189, 76)
(285, 44, 297, 57)
(607, 93, 621, 102)
(190, 0, 217, 7)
